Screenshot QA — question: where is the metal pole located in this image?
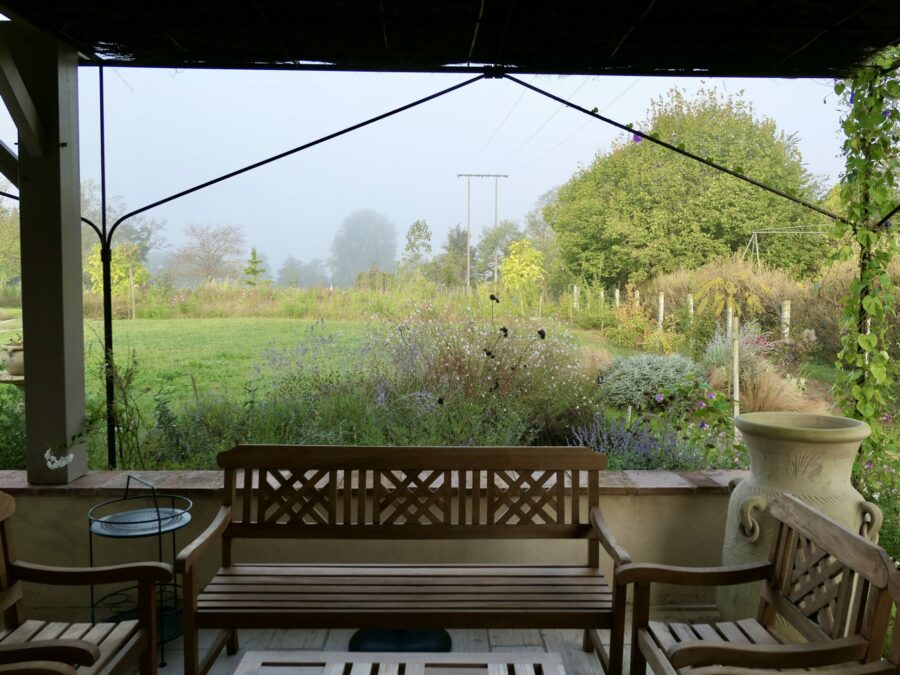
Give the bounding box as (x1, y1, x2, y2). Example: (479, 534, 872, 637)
(494, 175, 499, 229)
(99, 66, 117, 469)
(466, 175, 471, 291)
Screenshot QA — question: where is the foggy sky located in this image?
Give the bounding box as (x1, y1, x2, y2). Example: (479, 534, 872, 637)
(0, 68, 845, 272)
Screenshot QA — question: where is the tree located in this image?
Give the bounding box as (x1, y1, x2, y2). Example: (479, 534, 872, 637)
(523, 190, 572, 294)
(86, 242, 150, 318)
(502, 239, 545, 310)
(80, 180, 166, 265)
(277, 257, 329, 287)
(401, 219, 432, 272)
(475, 219, 522, 282)
(0, 200, 19, 287)
(545, 87, 829, 288)
(329, 210, 397, 287)
(243, 247, 267, 286)
(426, 225, 470, 286)
(167, 224, 244, 284)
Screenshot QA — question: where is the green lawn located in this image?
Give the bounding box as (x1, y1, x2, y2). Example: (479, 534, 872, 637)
(2, 316, 372, 409)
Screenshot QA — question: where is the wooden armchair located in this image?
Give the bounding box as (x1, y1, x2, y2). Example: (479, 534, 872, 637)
(618, 493, 900, 675)
(0, 491, 172, 675)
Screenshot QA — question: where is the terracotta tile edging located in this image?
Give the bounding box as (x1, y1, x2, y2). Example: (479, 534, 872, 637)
(0, 469, 746, 497)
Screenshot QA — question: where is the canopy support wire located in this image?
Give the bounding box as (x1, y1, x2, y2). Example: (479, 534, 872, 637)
(502, 73, 850, 225)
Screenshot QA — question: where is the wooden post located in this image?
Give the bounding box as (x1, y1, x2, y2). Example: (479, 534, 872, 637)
(599, 288, 605, 304)
(687, 293, 694, 324)
(725, 304, 733, 344)
(732, 315, 740, 421)
(614, 288, 620, 307)
(573, 284, 580, 310)
(633, 289, 641, 306)
(781, 300, 791, 339)
(657, 291, 664, 330)
(4, 23, 87, 483)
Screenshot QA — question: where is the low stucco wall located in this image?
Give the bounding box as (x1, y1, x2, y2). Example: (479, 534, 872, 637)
(0, 469, 745, 621)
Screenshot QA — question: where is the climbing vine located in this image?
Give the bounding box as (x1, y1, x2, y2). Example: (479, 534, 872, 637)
(833, 47, 900, 426)
(833, 46, 899, 551)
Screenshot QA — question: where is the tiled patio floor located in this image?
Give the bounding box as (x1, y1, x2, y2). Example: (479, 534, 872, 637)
(157, 608, 717, 674)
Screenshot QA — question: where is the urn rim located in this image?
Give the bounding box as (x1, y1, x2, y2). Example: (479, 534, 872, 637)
(735, 412, 870, 443)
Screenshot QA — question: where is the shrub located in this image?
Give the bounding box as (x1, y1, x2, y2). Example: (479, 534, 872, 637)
(604, 302, 652, 349)
(600, 353, 704, 410)
(570, 409, 746, 471)
(0, 387, 25, 469)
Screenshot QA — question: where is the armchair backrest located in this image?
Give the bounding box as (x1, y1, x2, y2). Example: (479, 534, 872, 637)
(0, 491, 25, 627)
(763, 494, 899, 667)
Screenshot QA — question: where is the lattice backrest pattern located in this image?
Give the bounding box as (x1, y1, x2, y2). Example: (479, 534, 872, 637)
(766, 495, 898, 655)
(219, 445, 606, 536)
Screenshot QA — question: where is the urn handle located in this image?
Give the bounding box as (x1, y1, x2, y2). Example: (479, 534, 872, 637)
(859, 501, 883, 542)
(739, 495, 769, 542)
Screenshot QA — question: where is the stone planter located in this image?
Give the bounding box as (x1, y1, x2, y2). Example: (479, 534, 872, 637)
(3, 344, 23, 376)
(717, 412, 882, 619)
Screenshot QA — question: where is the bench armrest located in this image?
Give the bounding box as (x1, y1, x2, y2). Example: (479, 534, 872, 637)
(616, 560, 772, 586)
(669, 635, 868, 670)
(0, 639, 100, 667)
(9, 560, 172, 586)
(177, 505, 232, 574)
(589, 505, 631, 565)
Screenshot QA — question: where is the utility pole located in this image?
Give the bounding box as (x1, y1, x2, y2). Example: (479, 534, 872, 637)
(457, 173, 508, 291)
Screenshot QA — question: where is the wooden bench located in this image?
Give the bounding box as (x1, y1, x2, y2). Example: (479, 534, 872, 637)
(177, 445, 631, 675)
(0, 491, 172, 675)
(619, 493, 900, 675)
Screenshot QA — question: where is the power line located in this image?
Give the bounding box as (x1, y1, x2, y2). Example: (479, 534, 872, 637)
(496, 78, 591, 169)
(510, 76, 644, 174)
(464, 87, 527, 171)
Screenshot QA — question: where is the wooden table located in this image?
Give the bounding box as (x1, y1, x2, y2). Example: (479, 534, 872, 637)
(234, 651, 568, 674)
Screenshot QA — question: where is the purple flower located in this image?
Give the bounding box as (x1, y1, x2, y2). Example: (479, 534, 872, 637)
(699, 421, 709, 430)
(849, 91, 855, 104)
(632, 133, 643, 144)
(883, 109, 892, 118)
(695, 400, 707, 409)
(882, 413, 893, 424)
(706, 392, 717, 400)
(865, 461, 873, 470)
(654, 393, 664, 402)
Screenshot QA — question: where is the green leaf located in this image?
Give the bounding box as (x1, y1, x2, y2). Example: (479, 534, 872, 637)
(857, 333, 877, 352)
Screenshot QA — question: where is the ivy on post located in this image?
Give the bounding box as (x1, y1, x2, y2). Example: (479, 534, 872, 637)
(832, 46, 899, 516)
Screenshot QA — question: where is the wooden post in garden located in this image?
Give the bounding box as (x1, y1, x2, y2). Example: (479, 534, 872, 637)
(614, 288, 620, 307)
(657, 291, 664, 330)
(573, 285, 580, 310)
(634, 289, 641, 305)
(781, 300, 791, 339)
(687, 293, 694, 324)
(732, 315, 740, 420)
(600, 288, 605, 304)
(725, 303, 733, 344)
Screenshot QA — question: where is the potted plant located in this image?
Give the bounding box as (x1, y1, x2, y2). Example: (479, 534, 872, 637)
(3, 333, 23, 376)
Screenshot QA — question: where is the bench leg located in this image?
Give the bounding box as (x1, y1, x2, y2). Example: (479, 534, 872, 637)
(226, 628, 240, 655)
(582, 628, 594, 652)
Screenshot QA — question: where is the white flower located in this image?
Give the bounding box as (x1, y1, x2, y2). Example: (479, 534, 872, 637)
(44, 449, 74, 470)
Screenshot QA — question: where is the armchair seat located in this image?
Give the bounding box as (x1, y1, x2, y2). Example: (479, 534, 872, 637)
(0, 619, 141, 675)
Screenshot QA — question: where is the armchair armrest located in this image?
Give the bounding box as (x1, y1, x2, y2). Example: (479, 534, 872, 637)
(669, 635, 868, 670)
(0, 639, 100, 666)
(9, 560, 172, 586)
(589, 505, 631, 565)
(177, 505, 231, 574)
(0, 663, 77, 675)
(616, 560, 772, 586)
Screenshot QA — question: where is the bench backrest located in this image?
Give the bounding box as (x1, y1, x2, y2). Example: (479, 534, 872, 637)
(217, 445, 607, 546)
(762, 494, 899, 667)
